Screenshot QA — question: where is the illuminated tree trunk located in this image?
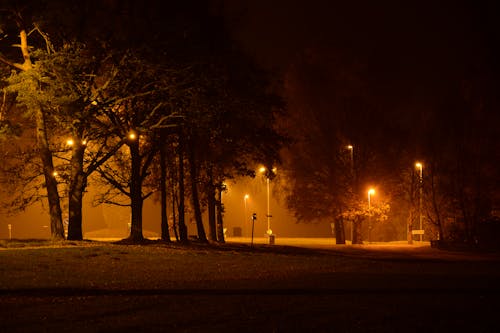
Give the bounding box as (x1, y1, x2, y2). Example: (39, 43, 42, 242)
(177, 139, 188, 242)
(36, 107, 65, 240)
(67, 141, 85, 240)
(207, 168, 217, 241)
(171, 172, 179, 241)
(188, 144, 207, 242)
(8, 27, 64, 239)
(129, 140, 144, 241)
(216, 186, 225, 243)
(159, 141, 171, 242)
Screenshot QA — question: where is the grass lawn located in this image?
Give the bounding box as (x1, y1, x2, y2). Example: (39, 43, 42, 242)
(1, 239, 499, 332)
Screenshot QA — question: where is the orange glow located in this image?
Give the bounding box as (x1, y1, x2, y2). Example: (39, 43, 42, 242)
(368, 188, 375, 196)
(52, 171, 58, 177)
(259, 167, 266, 173)
(128, 132, 137, 140)
(347, 145, 353, 150)
(415, 162, 423, 170)
(66, 139, 74, 146)
(244, 194, 249, 200)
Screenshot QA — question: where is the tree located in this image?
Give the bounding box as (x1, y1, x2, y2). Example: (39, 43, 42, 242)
(1, 7, 64, 239)
(33, 44, 131, 240)
(280, 48, 365, 244)
(419, 73, 500, 245)
(94, 52, 182, 242)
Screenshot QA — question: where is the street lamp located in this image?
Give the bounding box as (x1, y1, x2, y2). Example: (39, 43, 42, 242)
(244, 194, 249, 236)
(415, 162, 423, 242)
(367, 188, 375, 243)
(368, 188, 375, 206)
(347, 145, 354, 243)
(347, 145, 354, 169)
(259, 166, 275, 243)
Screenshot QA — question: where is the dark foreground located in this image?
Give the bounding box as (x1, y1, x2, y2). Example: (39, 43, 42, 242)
(1, 240, 499, 332)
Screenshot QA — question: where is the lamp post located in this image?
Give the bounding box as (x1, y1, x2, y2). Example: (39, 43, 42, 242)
(347, 145, 354, 243)
(244, 194, 249, 236)
(368, 188, 375, 243)
(347, 145, 354, 170)
(259, 166, 275, 244)
(415, 162, 423, 242)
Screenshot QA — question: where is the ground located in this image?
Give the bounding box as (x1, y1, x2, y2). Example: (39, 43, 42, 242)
(1, 238, 499, 332)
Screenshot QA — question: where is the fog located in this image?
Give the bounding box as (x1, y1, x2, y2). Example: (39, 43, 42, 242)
(0, 177, 332, 240)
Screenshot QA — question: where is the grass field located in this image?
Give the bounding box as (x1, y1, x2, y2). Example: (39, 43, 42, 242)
(1, 239, 499, 332)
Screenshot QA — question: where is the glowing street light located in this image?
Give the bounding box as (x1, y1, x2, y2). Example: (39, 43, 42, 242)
(128, 132, 137, 140)
(66, 139, 74, 146)
(259, 166, 275, 243)
(367, 188, 375, 243)
(415, 162, 423, 242)
(368, 188, 375, 207)
(347, 144, 354, 243)
(347, 145, 354, 168)
(244, 194, 249, 236)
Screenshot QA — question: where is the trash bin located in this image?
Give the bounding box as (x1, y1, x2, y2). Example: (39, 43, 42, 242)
(269, 234, 275, 245)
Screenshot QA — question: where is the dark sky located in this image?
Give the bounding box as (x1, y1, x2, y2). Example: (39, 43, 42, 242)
(221, 0, 499, 111)
(217, 0, 500, 162)
(222, 0, 498, 69)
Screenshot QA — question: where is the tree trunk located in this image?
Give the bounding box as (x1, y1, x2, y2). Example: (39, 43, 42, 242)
(188, 145, 207, 242)
(407, 211, 414, 244)
(11, 27, 63, 239)
(171, 175, 179, 242)
(216, 186, 225, 243)
(207, 168, 217, 241)
(67, 142, 86, 240)
(36, 107, 64, 240)
(334, 214, 346, 244)
(128, 140, 144, 241)
(159, 142, 171, 242)
(177, 139, 188, 242)
(352, 216, 363, 244)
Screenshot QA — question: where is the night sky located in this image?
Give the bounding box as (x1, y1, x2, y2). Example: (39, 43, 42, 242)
(222, 0, 499, 118)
